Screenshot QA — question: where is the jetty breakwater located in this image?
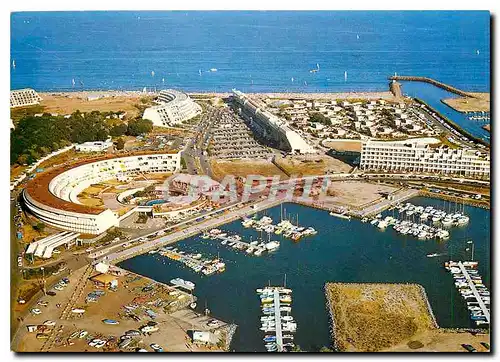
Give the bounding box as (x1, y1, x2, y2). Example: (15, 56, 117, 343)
(388, 76, 478, 98)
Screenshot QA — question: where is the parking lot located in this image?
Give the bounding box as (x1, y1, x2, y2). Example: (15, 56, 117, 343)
(206, 107, 273, 160)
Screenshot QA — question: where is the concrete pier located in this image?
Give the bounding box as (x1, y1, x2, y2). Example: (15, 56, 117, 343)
(273, 289, 284, 352)
(388, 75, 477, 98)
(457, 262, 490, 324)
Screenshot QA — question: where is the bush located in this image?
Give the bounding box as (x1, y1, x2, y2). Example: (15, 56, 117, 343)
(309, 112, 331, 125)
(110, 123, 128, 137)
(127, 119, 153, 136)
(116, 137, 125, 150)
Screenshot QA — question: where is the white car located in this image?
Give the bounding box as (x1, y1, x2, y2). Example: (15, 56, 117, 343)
(38, 300, 48, 307)
(89, 339, 100, 347)
(30, 308, 42, 315)
(54, 285, 64, 291)
(95, 340, 107, 348)
(43, 320, 56, 326)
(78, 330, 88, 339)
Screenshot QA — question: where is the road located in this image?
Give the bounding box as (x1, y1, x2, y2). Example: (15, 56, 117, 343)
(98, 197, 284, 264)
(182, 104, 219, 177)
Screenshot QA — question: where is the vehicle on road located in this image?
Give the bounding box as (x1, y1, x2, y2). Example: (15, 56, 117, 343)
(30, 308, 41, 315)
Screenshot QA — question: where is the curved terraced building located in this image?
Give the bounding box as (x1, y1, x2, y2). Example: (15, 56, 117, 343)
(23, 151, 181, 235)
(143, 89, 202, 127)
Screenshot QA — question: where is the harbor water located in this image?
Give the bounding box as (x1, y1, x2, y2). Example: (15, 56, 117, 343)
(119, 197, 490, 352)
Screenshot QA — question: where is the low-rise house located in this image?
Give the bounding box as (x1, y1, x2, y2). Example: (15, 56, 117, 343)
(90, 273, 118, 288)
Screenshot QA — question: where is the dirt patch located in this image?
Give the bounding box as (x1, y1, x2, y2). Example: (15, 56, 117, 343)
(38, 92, 148, 118)
(322, 140, 362, 152)
(210, 159, 288, 181)
(324, 181, 397, 209)
(386, 329, 490, 352)
(274, 155, 351, 176)
(442, 93, 490, 113)
(325, 283, 436, 352)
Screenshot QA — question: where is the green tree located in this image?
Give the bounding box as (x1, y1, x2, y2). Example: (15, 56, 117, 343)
(309, 112, 330, 125)
(16, 154, 28, 165)
(116, 137, 125, 150)
(110, 123, 128, 137)
(127, 119, 153, 136)
(33, 222, 45, 233)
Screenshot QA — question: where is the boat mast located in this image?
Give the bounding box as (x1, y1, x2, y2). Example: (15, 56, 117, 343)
(471, 241, 475, 261)
(284, 273, 287, 288)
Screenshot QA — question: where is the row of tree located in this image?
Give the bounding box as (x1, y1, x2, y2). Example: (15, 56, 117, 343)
(10, 111, 153, 165)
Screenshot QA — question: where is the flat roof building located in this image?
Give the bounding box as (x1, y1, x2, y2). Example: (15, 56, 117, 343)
(10, 88, 42, 108)
(75, 139, 113, 153)
(360, 139, 490, 179)
(232, 89, 315, 154)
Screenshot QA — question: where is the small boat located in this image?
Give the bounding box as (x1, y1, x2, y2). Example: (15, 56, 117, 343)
(102, 319, 119, 325)
(210, 68, 218, 72)
(427, 253, 440, 258)
(190, 302, 197, 309)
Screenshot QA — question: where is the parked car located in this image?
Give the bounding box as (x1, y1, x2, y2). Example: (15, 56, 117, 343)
(30, 308, 42, 315)
(150, 343, 164, 352)
(78, 330, 88, 339)
(125, 330, 141, 336)
(95, 340, 107, 348)
(46, 291, 57, 296)
(480, 342, 490, 350)
(461, 344, 477, 352)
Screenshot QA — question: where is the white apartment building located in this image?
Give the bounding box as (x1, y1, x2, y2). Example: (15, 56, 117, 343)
(23, 152, 182, 234)
(232, 89, 315, 154)
(143, 89, 202, 127)
(10, 88, 42, 108)
(75, 139, 113, 152)
(360, 139, 490, 179)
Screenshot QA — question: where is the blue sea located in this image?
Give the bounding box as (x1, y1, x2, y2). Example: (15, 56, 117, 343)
(11, 11, 490, 140)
